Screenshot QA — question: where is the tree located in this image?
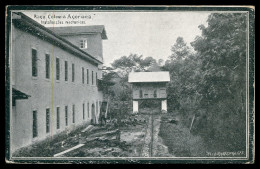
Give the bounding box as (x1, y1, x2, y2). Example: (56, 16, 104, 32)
(162, 37, 198, 112)
(111, 54, 156, 75)
(169, 37, 191, 60)
(189, 13, 247, 151)
(163, 13, 247, 153)
(158, 59, 164, 66)
(191, 13, 247, 108)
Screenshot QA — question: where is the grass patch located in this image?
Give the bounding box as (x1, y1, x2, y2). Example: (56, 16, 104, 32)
(159, 113, 206, 157)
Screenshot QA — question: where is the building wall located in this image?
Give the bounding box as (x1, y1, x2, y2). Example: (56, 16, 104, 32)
(11, 25, 103, 153)
(132, 83, 167, 100)
(60, 34, 103, 63)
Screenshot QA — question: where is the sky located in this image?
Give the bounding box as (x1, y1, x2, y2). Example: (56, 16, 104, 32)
(23, 11, 211, 66)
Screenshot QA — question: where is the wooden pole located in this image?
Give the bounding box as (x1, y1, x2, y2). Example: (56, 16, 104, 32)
(105, 97, 109, 118)
(189, 114, 196, 132)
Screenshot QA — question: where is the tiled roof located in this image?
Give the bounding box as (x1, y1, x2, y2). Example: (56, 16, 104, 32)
(50, 25, 108, 39)
(128, 72, 170, 83)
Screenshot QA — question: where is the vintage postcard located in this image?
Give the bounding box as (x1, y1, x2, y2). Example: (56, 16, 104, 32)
(5, 6, 255, 164)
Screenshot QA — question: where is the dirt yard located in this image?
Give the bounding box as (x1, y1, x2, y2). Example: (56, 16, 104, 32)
(12, 109, 209, 158)
(62, 118, 149, 157)
(12, 113, 150, 157)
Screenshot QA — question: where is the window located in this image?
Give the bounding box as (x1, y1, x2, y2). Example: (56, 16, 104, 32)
(72, 105, 75, 123)
(87, 69, 89, 84)
(87, 102, 89, 118)
(32, 111, 37, 138)
(139, 90, 143, 98)
(56, 58, 60, 80)
(82, 67, 84, 84)
(160, 89, 166, 98)
(144, 90, 149, 98)
(57, 107, 60, 129)
(46, 108, 50, 133)
(65, 61, 68, 81)
(83, 103, 85, 120)
(92, 71, 94, 85)
(80, 39, 87, 49)
(154, 90, 157, 98)
(72, 63, 75, 82)
(96, 72, 98, 86)
(45, 54, 50, 79)
(65, 106, 68, 126)
(32, 49, 37, 77)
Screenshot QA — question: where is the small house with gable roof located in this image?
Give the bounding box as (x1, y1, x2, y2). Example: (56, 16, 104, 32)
(128, 71, 170, 113)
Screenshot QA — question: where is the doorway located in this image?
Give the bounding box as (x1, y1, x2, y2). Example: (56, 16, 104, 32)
(91, 103, 96, 124)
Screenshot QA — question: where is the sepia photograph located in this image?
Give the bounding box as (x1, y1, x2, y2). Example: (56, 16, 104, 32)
(5, 6, 254, 164)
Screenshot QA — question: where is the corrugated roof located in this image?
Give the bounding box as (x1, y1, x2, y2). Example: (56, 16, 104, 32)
(128, 72, 170, 83)
(50, 25, 108, 39)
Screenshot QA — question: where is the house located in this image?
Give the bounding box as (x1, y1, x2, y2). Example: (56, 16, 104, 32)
(128, 71, 170, 113)
(50, 25, 107, 61)
(10, 12, 107, 154)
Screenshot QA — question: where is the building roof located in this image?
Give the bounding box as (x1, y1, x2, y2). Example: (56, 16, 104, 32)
(12, 12, 103, 65)
(12, 88, 31, 100)
(50, 25, 108, 39)
(128, 72, 170, 83)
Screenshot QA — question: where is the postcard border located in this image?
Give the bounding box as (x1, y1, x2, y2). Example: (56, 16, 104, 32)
(5, 5, 255, 164)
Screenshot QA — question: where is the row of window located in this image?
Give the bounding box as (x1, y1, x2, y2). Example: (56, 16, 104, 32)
(135, 89, 167, 99)
(32, 48, 98, 85)
(32, 103, 93, 138)
(139, 90, 157, 98)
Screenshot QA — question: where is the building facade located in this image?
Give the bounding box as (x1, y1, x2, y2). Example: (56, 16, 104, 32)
(10, 12, 107, 154)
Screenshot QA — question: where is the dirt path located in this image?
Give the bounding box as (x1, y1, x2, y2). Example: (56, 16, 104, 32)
(152, 114, 171, 157)
(140, 113, 171, 157)
(140, 115, 152, 157)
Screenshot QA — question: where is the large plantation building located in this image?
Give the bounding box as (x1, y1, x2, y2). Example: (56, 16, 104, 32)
(10, 12, 107, 154)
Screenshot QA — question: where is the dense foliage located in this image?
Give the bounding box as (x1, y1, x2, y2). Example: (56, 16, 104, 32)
(163, 13, 247, 152)
(104, 13, 247, 153)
